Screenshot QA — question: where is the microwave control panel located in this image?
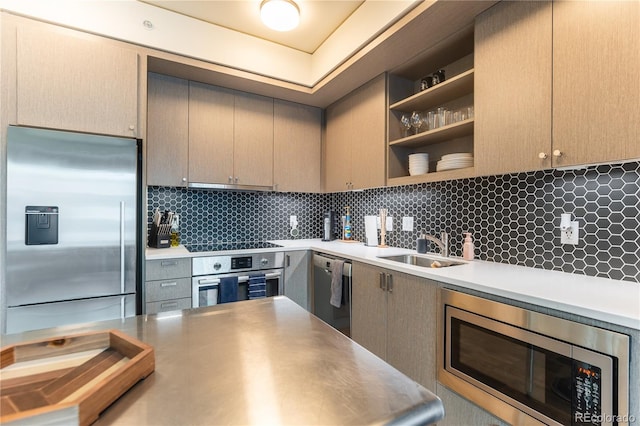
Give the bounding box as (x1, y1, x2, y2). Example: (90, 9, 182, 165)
(573, 361, 601, 424)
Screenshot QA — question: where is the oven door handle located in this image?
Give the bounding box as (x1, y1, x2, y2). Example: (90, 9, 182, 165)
(198, 272, 282, 286)
(237, 271, 282, 283)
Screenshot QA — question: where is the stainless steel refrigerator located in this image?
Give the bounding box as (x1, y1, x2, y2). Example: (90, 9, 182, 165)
(5, 126, 141, 334)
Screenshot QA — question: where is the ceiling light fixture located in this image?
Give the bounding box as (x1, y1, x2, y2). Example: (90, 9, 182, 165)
(260, 0, 300, 32)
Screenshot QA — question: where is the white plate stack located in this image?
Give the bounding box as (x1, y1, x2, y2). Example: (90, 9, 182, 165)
(436, 153, 474, 172)
(408, 153, 429, 175)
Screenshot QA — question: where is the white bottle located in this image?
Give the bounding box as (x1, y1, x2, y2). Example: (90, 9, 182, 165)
(462, 233, 474, 261)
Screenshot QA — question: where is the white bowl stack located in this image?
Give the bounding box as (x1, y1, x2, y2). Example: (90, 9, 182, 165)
(408, 153, 429, 175)
(436, 152, 474, 172)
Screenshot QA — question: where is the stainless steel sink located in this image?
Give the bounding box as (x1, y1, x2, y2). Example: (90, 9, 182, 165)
(377, 254, 465, 268)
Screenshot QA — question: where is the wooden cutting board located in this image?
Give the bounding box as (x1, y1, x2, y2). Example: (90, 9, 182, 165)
(1, 329, 155, 425)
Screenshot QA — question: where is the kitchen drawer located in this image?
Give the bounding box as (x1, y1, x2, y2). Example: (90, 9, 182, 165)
(145, 258, 191, 281)
(145, 297, 192, 314)
(145, 277, 191, 303)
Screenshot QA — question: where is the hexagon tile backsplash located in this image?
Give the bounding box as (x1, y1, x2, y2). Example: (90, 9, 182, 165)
(148, 160, 640, 283)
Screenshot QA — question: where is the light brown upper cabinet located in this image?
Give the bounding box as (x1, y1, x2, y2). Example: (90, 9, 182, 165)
(233, 91, 274, 188)
(552, 0, 640, 166)
(475, 0, 639, 175)
(474, 1, 552, 176)
(147, 73, 189, 187)
(15, 23, 138, 138)
(273, 100, 322, 193)
(188, 86, 274, 188)
(188, 82, 235, 185)
(324, 74, 386, 192)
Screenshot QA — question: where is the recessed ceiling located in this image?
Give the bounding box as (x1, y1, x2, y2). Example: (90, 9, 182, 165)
(139, 0, 364, 54)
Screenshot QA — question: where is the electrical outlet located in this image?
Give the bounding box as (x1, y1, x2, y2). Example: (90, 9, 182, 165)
(402, 217, 414, 232)
(289, 215, 297, 228)
(561, 221, 579, 245)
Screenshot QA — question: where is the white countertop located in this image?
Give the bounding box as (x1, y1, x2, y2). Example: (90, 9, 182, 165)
(146, 239, 640, 330)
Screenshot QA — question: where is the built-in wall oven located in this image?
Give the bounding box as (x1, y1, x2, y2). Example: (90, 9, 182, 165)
(438, 289, 630, 426)
(191, 249, 284, 308)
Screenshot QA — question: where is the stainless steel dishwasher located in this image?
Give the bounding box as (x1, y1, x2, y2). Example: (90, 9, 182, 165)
(312, 253, 352, 336)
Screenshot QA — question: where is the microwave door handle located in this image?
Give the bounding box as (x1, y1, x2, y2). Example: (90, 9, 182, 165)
(526, 346, 535, 397)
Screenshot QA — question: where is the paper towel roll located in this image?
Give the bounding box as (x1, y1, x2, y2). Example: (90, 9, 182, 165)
(365, 216, 378, 246)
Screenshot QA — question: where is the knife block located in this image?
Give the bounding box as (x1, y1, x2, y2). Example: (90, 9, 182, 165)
(149, 223, 171, 248)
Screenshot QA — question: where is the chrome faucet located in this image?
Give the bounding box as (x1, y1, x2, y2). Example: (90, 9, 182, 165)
(423, 231, 449, 257)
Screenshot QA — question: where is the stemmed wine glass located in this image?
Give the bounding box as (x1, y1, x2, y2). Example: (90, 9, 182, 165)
(410, 111, 423, 135)
(400, 114, 412, 137)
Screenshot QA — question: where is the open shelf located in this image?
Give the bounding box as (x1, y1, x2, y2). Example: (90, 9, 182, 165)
(390, 119, 474, 148)
(387, 166, 476, 186)
(390, 69, 474, 112)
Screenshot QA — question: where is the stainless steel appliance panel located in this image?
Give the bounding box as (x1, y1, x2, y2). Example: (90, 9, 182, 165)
(192, 269, 283, 308)
(438, 289, 630, 426)
(312, 253, 352, 335)
(6, 126, 138, 307)
(5, 294, 136, 334)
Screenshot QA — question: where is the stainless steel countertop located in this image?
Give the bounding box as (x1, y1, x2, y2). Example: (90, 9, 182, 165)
(2, 297, 444, 425)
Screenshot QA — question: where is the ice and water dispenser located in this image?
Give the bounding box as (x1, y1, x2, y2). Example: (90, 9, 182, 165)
(25, 206, 59, 245)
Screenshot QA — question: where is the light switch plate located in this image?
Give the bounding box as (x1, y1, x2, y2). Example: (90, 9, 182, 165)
(402, 217, 414, 232)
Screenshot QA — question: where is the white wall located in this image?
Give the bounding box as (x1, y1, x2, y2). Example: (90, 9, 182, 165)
(0, 0, 417, 86)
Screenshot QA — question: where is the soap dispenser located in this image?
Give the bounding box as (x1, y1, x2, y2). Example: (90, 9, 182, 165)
(344, 206, 352, 240)
(462, 233, 474, 260)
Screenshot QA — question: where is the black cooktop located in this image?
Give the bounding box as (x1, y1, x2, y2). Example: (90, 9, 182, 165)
(185, 242, 282, 253)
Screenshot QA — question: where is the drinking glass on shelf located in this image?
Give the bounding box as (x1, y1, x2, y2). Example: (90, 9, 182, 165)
(400, 114, 411, 137)
(426, 110, 437, 130)
(436, 107, 447, 128)
(410, 111, 423, 135)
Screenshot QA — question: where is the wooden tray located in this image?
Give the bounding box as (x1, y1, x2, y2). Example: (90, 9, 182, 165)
(1, 329, 155, 425)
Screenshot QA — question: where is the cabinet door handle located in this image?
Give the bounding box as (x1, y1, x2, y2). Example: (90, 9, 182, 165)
(553, 149, 563, 157)
(386, 274, 393, 293)
(160, 302, 178, 309)
(228, 176, 233, 183)
(160, 260, 178, 267)
(379, 272, 386, 291)
(286, 255, 290, 267)
(161, 281, 178, 287)
(538, 152, 548, 159)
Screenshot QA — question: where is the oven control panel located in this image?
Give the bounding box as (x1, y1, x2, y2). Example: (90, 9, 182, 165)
(193, 252, 285, 276)
(231, 256, 252, 270)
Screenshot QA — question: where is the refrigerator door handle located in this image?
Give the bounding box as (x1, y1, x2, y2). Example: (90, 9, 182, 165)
(121, 296, 126, 319)
(120, 201, 125, 294)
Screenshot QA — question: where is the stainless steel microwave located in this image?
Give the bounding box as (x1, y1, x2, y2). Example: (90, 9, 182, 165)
(438, 289, 630, 426)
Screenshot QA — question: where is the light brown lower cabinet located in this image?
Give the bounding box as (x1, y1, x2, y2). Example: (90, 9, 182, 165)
(351, 262, 437, 389)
